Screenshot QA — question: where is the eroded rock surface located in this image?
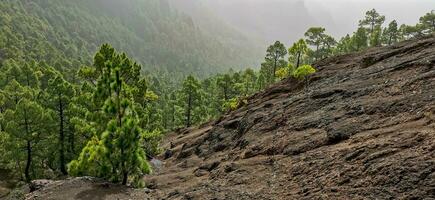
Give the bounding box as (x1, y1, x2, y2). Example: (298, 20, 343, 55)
(146, 36, 435, 199)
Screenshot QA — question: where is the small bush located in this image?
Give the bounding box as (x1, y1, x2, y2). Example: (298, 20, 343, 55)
(223, 97, 248, 111)
(292, 65, 316, 79)
(275, 66, 290, 80)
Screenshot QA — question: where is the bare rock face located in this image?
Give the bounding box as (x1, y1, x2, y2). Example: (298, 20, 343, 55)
(25, 36, 435, 199)
(29, 179, 55, 192)
(146, 36, 435, 199)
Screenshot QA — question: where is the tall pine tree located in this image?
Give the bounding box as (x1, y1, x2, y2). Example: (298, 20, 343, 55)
(181, 75, 201, 127)
(3, 97, 51, 182)
(47, 72, 76, 175)
(69, 44, 151, 186)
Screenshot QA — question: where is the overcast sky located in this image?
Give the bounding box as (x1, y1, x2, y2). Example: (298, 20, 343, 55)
(305, 0, 434, 35)
(197, 0, 434, 45)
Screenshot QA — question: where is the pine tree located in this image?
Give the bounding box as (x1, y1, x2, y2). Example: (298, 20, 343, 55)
(242, 69, 257, 95)
(382, 20, 399, 45)
(370, 25, 382, 47)
(319, 35, 337, 58)
(359, 9, 385, 36)
(304, 27, 326, 61)
(217, 74, 233, 102)
(304, 27, 336, 60)
(336, 34, 353, 54)
(200, 78, 220, 120)
(2, 80, 26, 109)
(352, 27, 369, 51)
(400, 24, 424, 39)
(257, 71, 267, 90)
(263, 41, 287, 83)
(181, 75, 201, 127)
(69, 44, 151, 186)
(3, 97, 51, 182)
(288, 39, 309, 70)
(47, 73, 75, 175)
(419, 11, 435, 34)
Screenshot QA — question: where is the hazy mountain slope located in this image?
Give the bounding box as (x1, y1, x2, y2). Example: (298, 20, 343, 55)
(170, 0, 432, 45)
(171, 0, 328, 45)
(168, 0, 266, 48)
(0, 0, 260, 76)
(25, 36, 435, 199)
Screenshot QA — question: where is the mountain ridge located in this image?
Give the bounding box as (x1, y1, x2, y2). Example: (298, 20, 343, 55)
(0, 0, 260, 76)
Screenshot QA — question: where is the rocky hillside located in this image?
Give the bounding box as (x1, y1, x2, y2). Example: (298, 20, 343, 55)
(24, 36, 435, 199)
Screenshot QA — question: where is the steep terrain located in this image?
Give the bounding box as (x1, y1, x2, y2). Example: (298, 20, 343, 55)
(0, 0, 260, 75)
(25, 36, 435, 199)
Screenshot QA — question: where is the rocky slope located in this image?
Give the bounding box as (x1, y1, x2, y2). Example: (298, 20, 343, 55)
(26, 36, 435, 199)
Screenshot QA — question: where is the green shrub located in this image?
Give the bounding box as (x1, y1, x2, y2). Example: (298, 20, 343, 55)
(292, 65, 316, 79)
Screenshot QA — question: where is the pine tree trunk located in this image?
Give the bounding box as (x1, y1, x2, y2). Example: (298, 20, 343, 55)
(186, 91, 192, 127)
(121, 144, 127, 185)
(388, 34, 392, 45)
(122, 171, 128, 185)
(23, 107, 32, 182)
(25, 140, 32, 183)
(223, 86, 228, 101)
(58, 93, 67, 175)
(116, 72, 128, 185)
(296, 51, 301, 69)
(273, 58, 277, 80)
(171, 104, 175, 129)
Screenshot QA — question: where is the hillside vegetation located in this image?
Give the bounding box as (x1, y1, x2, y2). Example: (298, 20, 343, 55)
(0, 2, 434, 199)
(0, 0, 260, 76)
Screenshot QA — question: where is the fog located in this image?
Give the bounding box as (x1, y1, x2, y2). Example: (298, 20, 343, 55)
(304, 0, 434, 36)
(171, 0, 433, 46)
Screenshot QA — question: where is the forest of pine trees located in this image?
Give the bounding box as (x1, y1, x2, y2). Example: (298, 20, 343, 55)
(0, 1, 434, 187)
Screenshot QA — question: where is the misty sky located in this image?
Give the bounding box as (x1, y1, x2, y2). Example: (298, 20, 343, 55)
(194, 0, 434, 45)
(306, 0, 433, 35)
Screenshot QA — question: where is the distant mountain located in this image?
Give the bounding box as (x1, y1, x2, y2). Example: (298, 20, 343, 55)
(180, 0, 431, 46)
(0, 0, 262, 76)
(170, 0, 334, 46)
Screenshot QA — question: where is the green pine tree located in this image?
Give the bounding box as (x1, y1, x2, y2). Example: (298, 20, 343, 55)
(304, 27, 326, 61)
(47, 72, 76, 175)
(3, 97, 52, 182)
(288, 39, 309, 70)
(418, 11, 435, 34)
(69, 44, 151, 186)
(382, 20, 399, 45)
(359, 9, 385, 36)
(262, 41, 288, 83)
(181, 75, 202, 127)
